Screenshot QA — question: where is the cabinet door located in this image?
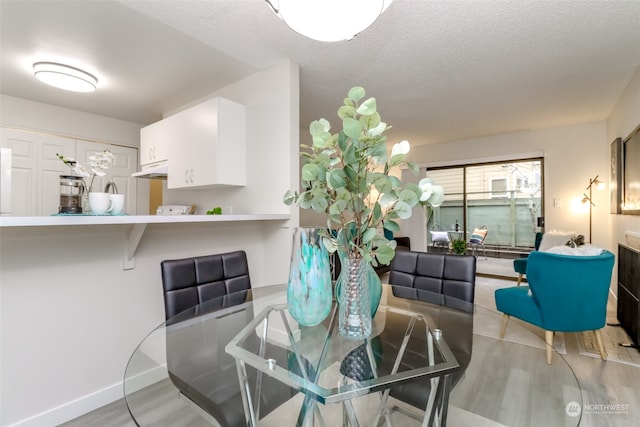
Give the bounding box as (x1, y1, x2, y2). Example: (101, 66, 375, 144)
(0, 128, 74, 216)
(76, 141, 139, 215)
(167, 97, 246, 189)
(168, 100, 213, 189)
(140, 119, 170, 166)
(167, 104, 196, 189)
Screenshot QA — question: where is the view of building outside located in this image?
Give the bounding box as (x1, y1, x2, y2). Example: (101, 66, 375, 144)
(425, 159, 543, 253)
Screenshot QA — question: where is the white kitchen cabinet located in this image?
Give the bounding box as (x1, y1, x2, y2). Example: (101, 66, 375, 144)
(167, 97, 246, 189)
(76, 141, 138, 215)
(139, 118, 171, 167)
(0, 128, 74, 216)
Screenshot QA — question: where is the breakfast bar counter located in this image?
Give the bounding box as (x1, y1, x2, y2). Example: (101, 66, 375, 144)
(0, 214, 290, 271)
(0, 213, 289, 227)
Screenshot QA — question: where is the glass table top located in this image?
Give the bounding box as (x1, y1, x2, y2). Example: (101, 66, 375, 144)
(124, 284, 582, 426)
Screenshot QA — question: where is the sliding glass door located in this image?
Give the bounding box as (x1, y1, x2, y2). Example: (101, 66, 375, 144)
(425, 158, 544, 278)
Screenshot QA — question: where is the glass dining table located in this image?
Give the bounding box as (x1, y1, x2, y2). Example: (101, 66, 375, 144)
(124, 284, 582, 427)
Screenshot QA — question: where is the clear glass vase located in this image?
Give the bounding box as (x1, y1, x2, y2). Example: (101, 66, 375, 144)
(287, 228, 332, 326)
(338, 256, 371, 340)
(335, 250, 382, 317)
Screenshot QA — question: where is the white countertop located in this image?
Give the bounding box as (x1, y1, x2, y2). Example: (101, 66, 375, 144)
(0, 213, 290, 227)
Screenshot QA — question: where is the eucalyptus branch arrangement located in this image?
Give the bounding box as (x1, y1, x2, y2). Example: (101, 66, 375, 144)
(57, 150, 114, 193)
(284, 87, 444, 266)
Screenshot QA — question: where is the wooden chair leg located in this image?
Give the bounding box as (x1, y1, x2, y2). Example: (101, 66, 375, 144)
(499, 314, 510, 339)
(545, 330, 554, 365)
(593, 329, 608, 360)
(516, 273, 523, 286)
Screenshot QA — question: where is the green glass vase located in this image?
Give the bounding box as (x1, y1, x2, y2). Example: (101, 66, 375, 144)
(287, 228, 332, 326)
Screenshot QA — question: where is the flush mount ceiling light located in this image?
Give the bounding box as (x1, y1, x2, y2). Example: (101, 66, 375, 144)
(265, 0, 394, 42)
(33, 62, 98, 92)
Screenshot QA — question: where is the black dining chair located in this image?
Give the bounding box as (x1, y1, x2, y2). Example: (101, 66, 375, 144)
(384, 250, 476, 421)
(160, 250, 296, 427)
(161, 250, 252, 320)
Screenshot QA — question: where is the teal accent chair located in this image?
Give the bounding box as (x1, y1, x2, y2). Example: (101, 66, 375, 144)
(513, 232, 544, 286)
(495, 250, 615, 364)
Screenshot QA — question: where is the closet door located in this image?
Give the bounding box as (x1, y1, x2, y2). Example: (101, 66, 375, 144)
(0, 128, 37, 215)
(38, 134, 76, 215)
(0, 128, 74, 216)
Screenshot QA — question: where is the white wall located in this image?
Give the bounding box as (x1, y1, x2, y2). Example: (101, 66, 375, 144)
(0, 95, 143, 147)
(0, 61, 299, 426)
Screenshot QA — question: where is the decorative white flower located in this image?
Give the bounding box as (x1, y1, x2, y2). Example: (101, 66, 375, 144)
(419, 178, 445, 207)
(391, 140, 410, 157)
(73, 164, 92, 179)
(57, 150, 113, 193)
(418, 178, 434, 201)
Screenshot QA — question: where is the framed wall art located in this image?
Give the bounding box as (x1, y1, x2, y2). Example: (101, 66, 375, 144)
(622, 125, 640, 215)
(610, 137, 622, 214)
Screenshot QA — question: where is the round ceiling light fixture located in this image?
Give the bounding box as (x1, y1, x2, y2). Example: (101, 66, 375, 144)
(33, 62, 98, 92)
(265, 0, 394, 42)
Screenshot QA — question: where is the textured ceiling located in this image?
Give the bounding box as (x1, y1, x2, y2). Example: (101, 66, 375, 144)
(2, 0, 640, 146)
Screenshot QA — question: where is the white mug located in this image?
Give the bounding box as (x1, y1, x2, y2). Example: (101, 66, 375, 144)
(89, 192, 110, 215)
(108, 194, 125, 215)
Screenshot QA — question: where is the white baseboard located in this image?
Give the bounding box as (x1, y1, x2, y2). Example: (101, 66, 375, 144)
(7, 382, 124, 427)
(7, 366, 166, 427)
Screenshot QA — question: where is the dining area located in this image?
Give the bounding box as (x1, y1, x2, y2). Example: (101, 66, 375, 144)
(122, 249, 582, 427)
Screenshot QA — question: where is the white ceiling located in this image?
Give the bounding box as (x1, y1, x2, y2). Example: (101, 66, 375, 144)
(1, 0, 639, 146)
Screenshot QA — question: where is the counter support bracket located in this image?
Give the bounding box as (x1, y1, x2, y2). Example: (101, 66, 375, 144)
(124, 223, 147, 270)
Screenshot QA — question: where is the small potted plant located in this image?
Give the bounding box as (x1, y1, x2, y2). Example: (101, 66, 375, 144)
(451, 239, 467, 255)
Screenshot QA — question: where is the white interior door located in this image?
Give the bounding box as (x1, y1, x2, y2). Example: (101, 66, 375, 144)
(38, 134, 76, 215)
(0, 128, 37, 216)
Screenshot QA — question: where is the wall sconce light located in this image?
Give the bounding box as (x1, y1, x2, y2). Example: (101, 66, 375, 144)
(33, 62, 98, 92)
(581, 175, 605, 243)
(264, 0, 394, 42)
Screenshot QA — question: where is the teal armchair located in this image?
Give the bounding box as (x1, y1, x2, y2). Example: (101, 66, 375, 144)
(512, 232, 544, 286)
(495, 250, 615, 364)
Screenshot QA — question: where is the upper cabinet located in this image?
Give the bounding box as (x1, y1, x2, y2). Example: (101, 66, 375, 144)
(139, 118, 171, 167)
(166, 97, 246, 189)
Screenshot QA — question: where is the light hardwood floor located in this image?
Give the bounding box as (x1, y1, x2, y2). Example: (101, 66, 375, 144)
(60, 277, 640, 427)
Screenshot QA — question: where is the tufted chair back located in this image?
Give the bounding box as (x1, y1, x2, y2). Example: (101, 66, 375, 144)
(389, 250, 476, 311)
(161, 250, 251, 320)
